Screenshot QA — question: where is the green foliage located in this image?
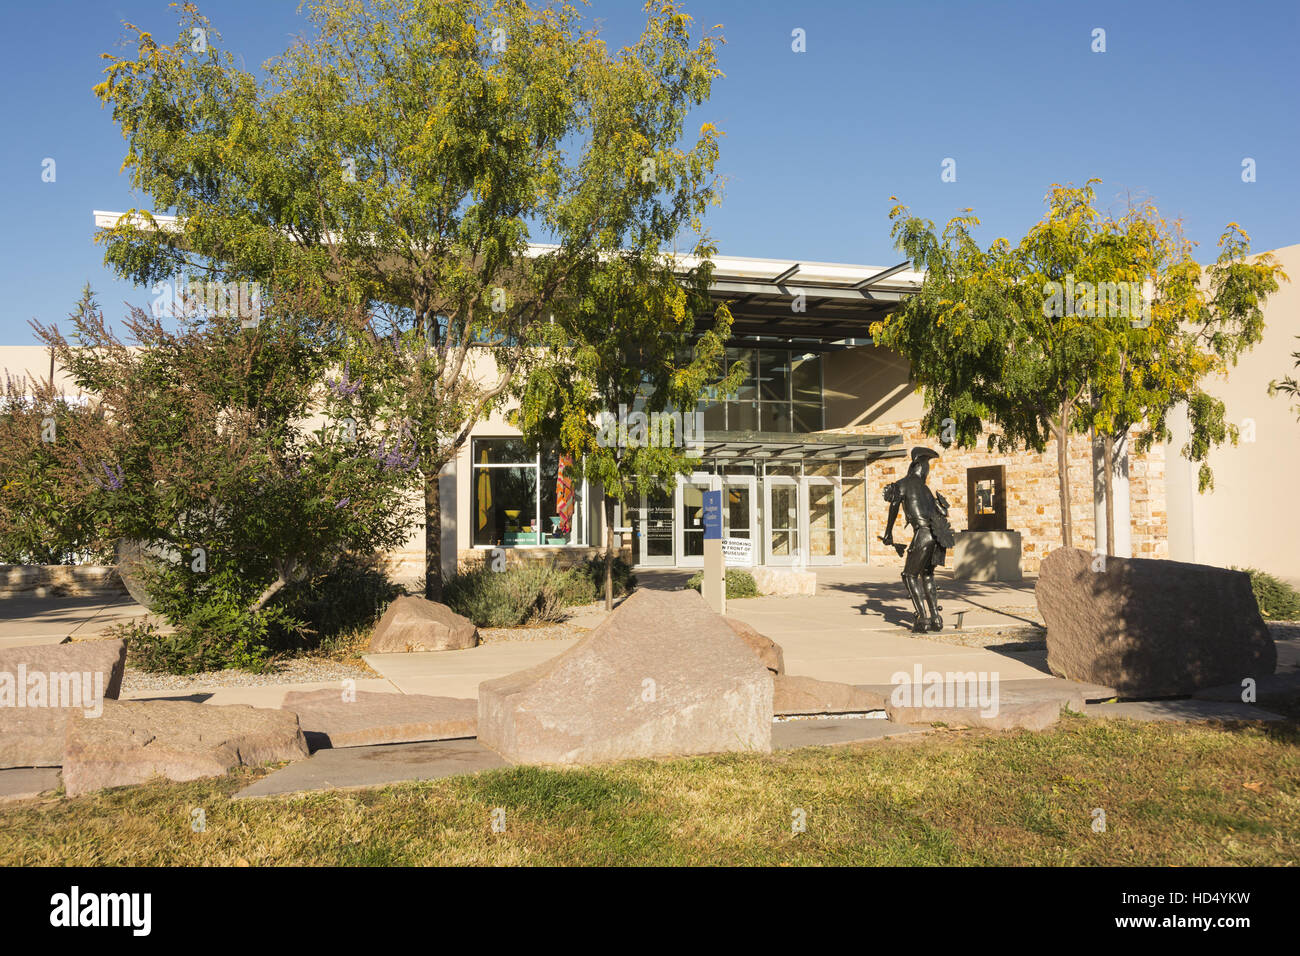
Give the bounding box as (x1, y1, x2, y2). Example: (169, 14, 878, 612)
(686, 567, 759, 599)
(875, 180, 1286, 541)
(280, 551, 403, 642)
(0, 380, 112, 564)
(1235, 567, 1300, 621)
(575, 555, 636, 599)
(442, 562, 600, 628)
(28, 289, 417, 660)
(92, 0, 727, 596)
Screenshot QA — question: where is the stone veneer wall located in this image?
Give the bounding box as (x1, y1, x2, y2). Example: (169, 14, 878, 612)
(821, 420, 1168, 573)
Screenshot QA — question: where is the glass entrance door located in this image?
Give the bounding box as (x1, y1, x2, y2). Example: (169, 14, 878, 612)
(765, 477, 800, 566)
(722, 476, 756, 567)
(676, 475, 712, 568)
(805, 477, 841, 565)
(636, 489, 675, 566)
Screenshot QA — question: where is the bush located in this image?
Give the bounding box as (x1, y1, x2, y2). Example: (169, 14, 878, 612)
(1236, 567, 1300, 620)
(443, 562, 599, 628)
(281, 552, 402, 642)
(686, 567, 759, 600)
(125, 550, 401, 673)
(118, 599, 285, 675)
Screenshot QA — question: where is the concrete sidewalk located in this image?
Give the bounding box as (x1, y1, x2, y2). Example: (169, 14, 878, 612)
(0, 565, 1061, 702)
(0, 595, 150, 650)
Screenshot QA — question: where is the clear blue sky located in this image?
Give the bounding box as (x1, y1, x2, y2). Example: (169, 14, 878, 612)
(1, 0, 1296, 343)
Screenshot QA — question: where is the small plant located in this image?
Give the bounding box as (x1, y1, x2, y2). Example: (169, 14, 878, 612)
(686, 567, 759, 600)
(575, 555, 636, 600)
(1234, 567, 1300, 620)
(443, 562, 602, 628)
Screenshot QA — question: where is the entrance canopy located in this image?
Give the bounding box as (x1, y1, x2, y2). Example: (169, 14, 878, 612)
(696, 254, 923, 352)
(693, 430, 905, 461)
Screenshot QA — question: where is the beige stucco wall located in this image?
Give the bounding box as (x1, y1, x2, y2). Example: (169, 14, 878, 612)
(1165, 243, 1300, 583)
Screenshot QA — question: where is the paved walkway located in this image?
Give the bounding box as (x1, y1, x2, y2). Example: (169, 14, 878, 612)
(0, 566, 1065, 704)
(0, 595, 149, 650)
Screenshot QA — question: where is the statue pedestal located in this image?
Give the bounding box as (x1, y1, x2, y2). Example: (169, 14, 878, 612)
(953, 531, 1022, 582)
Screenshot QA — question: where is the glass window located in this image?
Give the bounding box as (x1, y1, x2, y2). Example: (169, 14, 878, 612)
(472, 440, 583, 547)
(725, 347, 757, 400)
(473, 437, 533, 464)
(791, 353, 821, 403)
(793, 402, 822, 433)
(701, 401, 726, 431)
(764, 402, 793, 432)
(759, 350, 791, 401)
(728, 401, 759, 432)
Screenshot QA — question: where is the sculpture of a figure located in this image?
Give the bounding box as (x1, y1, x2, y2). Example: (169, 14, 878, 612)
(881, 447, 956, 632)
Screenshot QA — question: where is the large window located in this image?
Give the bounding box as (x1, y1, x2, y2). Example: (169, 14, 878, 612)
(472, 439, 585, 547)
(702, 347, 823, 433)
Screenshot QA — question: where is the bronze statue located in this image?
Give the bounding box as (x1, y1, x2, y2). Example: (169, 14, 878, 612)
(881, 447, 956, 632)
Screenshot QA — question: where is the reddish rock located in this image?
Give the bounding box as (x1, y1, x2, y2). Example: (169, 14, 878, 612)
(0, 639, 128, 769)
(281, 689, 477, 749)
(723, 617, 785, 675)
(1037, 548, 1276, 697)
(773, 675, 884, 715)
(478, 589, 772, 765)
(368, 596, 479, 653)
(62, 699, 308, 796)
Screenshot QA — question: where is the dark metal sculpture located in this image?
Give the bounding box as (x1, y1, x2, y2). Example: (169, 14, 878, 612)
(880, 447, 956, 632)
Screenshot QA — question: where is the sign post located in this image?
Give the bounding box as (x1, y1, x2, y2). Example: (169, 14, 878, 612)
(701, 489, 725, 615)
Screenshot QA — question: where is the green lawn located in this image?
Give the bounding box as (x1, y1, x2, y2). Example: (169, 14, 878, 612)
(4, 715, 1297, 866)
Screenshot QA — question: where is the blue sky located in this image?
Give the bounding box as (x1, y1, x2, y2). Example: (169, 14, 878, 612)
(1, 0, 1296, 343)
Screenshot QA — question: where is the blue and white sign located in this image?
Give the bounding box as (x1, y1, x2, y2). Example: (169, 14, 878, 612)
(702, 490, 723, 540)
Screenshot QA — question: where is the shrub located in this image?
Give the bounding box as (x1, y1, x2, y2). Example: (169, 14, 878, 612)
(443, 562, 598, 628)
(1236, 567, 1300, 620)
(281, 551, 402, 642)
(575, 555, 636, 600)
(118, 600, 284, 675)
(686, 567, 759, 599)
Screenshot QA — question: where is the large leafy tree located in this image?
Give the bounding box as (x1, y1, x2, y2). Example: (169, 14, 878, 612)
(93, 0, 725, 598)
(875, 181, 1284, 549)
(1077, 204, 1284, 552)
(29, 287, 416, 619)
(514, 251, 738, 608)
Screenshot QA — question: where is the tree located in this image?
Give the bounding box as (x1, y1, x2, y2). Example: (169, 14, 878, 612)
(873, 181, 1285, 550)
(93, 0, 725, 599)
(514, 251, 738, 608)
(1076, 205, 1285, 553)
(29, 286, 416, 665)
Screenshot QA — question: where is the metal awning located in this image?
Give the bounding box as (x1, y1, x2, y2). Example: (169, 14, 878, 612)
(692, 430, 905, 460)
(697, 258, 919, 351)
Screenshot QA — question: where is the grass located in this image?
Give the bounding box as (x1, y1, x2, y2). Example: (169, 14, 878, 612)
(4, 715, 1298, 866)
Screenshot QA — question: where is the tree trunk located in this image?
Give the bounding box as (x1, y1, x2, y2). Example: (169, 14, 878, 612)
(1103, 433, 1115, 557)
(603, 496, 615, 611)
(424, 468, 443, 602)
(1055, 403, 1073, 548)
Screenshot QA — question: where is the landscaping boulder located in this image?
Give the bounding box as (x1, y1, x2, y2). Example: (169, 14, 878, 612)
(0, 639, 128, 769)
(723, 617, 784, 675)
(368, 596, 479, 652)
(477, 588, 772, 765)
(62, 699, 309, 796)
(750, 566, 816, 596)
(773, 675, 884, 715)
(1037, 548, 1276, 697)
(281, 689, 477, 749)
